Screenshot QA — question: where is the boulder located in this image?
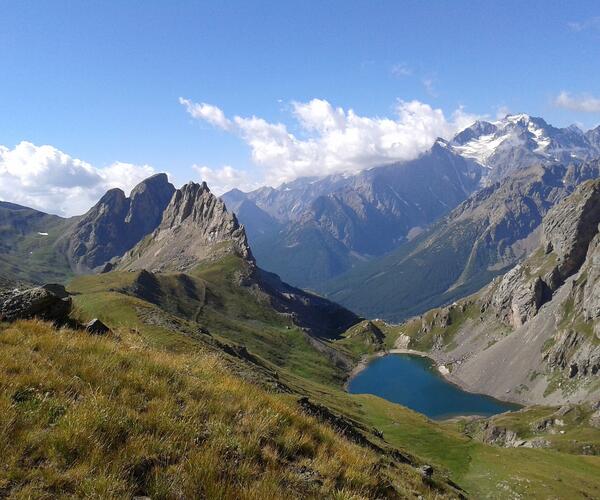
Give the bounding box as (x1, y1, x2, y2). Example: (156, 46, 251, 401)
(85, 318, 111, 335)
(0, 284, 71, 323)
(419, 465, 434, 478)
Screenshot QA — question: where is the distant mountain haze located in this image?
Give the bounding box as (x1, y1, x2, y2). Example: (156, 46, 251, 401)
(222, 114, 600, 317)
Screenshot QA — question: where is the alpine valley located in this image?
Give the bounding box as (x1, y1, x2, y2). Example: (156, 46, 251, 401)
(2, 114, 600, 499)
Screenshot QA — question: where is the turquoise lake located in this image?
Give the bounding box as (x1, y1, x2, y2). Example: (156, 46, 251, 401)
(347, 354, 520, 419)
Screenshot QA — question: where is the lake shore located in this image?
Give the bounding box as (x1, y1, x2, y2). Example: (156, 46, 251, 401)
(345, 348, 522, 410)
(344, 348, 444, 389)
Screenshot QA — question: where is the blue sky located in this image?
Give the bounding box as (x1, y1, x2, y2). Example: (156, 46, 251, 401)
(0, 1, 599, 214)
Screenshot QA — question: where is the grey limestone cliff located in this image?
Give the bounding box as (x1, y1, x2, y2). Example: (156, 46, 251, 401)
(119, 181, 252, 272)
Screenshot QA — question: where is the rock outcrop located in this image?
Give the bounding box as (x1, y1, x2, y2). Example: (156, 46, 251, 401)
(483, 178, 600, 329)
(541, 179, 600, 283)
(85, 318, 111, 335)
(0, 284, 71, 322)
(119, 182, 252, 273)
(486, 265, 546, 328)
(59, 174, 175, 272)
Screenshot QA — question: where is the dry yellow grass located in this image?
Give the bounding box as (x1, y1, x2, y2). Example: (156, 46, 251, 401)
(0, 320, 445, 499)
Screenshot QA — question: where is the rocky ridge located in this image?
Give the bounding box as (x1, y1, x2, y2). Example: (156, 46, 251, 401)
(223, 141, 483, 288)
(119, 181, 252, 272)
(58, 173, 175, 273)
(398, 179, 600, 404)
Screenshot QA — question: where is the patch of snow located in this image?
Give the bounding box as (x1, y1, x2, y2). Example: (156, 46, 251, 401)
(527, 121, 551, 153)
(452, 132, 508, 166)
(506, 113, 530, 123)
(38, 232, 49, 236)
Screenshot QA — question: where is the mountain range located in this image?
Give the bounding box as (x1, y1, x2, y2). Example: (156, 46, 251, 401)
(224, 114, 600, 318)
(2, 116, 600, 495)
(222, 140, 483, 288)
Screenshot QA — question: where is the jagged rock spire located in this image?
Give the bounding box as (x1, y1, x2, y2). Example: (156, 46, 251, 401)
(59, 173, 175, 272)
(119, 181, 253, 272)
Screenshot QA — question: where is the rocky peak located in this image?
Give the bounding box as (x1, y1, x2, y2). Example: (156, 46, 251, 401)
(126, 173, 175, 233)
(119, 181, 253, 272)
(161, 181, 212, 228)
(451, 120, 498, 146)
(450, 114, 598, 179)
(97, 188, 128, 209)
(59, 174, 175, 273)
(585, 125, 600, 150)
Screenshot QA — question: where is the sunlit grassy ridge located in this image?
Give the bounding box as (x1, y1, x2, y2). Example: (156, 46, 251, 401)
(0, 320, 442, 499)
(69, 256, 352, 387)
(59, 256, 600, 498)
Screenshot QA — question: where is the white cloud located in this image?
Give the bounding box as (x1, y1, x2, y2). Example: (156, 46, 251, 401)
(179, 97, 232, 130)
(193, 164, 260, 195)
(0, 141, 157, 216)
(568, 17, 600, 32)
(181, 97, 479, 187)
(391, 63, 413, 78)
(495, 105, 511, 119)
(422, 78, 438, 98)
(554, 91, 600, 113)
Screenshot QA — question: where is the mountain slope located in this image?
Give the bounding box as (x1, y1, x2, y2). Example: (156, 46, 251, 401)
(224, 115, 600, 290)
(118, 180, 359, 340)
(224, 141, 483, 288)
(0, 202, 73, 284)
(0, 319, 457, 499)
(322, 160, 600, 322)
(119, 181, 251, 272)
(391, 178, 600, 405)
(0, 174, 176, 283)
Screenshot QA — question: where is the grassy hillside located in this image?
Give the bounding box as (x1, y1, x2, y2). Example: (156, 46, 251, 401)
(349, 396, 600, 499)
(58, 256, 600, 498)
(68, 256, 350, 387)
(0, 320, 442, 499)
(0, 202, 74, 284)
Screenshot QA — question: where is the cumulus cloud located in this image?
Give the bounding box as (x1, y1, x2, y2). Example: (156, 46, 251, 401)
(179, 97, 232, 130)
(193, 164, 260, 195)
(180, 97, 478, 187)
(0, 141, 156, 216)
(554, 91, 600, 113)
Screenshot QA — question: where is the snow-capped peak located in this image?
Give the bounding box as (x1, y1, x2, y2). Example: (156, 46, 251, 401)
(450, 113, 597, 169)
(503, 113, 531, 124)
